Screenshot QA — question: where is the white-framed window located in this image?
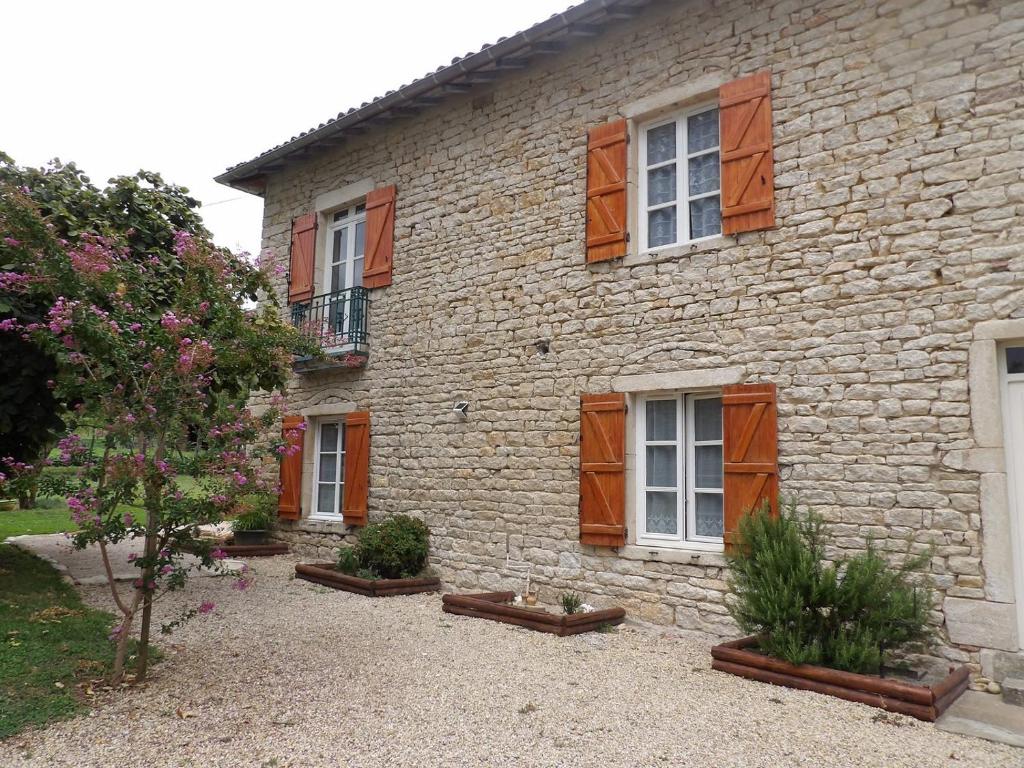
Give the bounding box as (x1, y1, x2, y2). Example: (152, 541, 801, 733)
(311, 419, 345, 520)
(325, 204, 366, 294)
(638, 104, 721, 252)
(317, 204, 366, 349)
(635, 392, 724, 549)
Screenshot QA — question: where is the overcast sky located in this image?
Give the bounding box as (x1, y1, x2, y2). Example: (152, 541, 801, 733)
(4, 0, 572, 256)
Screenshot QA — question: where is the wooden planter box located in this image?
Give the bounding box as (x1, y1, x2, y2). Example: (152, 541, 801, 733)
(441, 591, 626, 636)
(184, 541, 290, 558)
(294, 562, 440, 597)
(711, 636, 969, 721)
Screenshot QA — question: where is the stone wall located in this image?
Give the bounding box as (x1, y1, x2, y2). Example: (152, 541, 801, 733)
(250, 0, 1024, 661)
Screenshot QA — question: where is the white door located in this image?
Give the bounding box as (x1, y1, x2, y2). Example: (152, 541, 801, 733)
(1002, 345, 1024, 642)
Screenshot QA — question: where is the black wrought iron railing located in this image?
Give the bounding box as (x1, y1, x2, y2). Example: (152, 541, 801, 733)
(290, 287, 369, 362)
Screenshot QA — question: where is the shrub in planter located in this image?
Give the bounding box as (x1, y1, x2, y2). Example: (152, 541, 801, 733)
(336, 545, 360, 575)
(727, 503, 931, 675)
(353, 515, 430, 579)
(231, 494, 276, 545)
(560, 592, 583, 615)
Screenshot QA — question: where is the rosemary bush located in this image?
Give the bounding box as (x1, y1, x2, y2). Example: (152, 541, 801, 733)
(727, 503, 931, 674)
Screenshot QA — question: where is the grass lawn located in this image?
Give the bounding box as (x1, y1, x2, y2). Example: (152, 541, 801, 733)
(0, 544, 125, 739)
(0, 499, 78, 541)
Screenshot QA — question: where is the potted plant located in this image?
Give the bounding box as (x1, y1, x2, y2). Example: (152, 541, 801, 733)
(230, 494, 275, 546)
(295, 515, 441, 596)
(711, 503, 968, 721)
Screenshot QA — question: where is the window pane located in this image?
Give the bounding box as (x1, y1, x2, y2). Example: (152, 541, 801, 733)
(354, 220, 366, 258)
(316, 483, 335, 515)
(693, 397, 722, 441)
(694, 493, 724, 537)
(694, 445, 723, 488)
(327, 296, 345, 335)
(646, 399, 677, 441)
(352, 257, 364, 288)
(646, 445, 677, 487)
(647, 165, 676, 206)
(330, 264, 341, 293)
(1008, 347, 1024, 374)
(320, 423, 339, 450)
(688, 109, 719, 153)
(648, 207, 677, 248)
(318, 453, 337, 482)
(646, 491, 677, 534)
(689, 195, 721, 239)
(333, 228, 347, 261)
(646, 122, 676, 165)
(688, 152, 720, 196)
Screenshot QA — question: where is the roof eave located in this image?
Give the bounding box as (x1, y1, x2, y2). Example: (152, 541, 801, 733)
(215, 0, 650, 193)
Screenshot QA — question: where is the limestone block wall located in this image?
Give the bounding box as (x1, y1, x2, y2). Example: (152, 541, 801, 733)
(249, 0, 1024, 661)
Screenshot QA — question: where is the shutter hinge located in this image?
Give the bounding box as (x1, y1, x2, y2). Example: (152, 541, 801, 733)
(624, 232, 631, 244)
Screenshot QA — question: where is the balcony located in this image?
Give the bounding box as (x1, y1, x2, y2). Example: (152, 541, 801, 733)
(290, 287, 370, 371)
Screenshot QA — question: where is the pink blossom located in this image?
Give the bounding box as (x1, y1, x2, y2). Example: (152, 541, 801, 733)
(198, 601, 215, 614)
(160, 565, 174, 575)
(3, 237, 21, 247)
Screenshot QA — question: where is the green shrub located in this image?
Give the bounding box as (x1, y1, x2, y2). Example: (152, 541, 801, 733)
(727, 502, 931, 675)
(231, 494, 275, 532)
(354, 515, 430, 579)
(336, 546, 359, 575)
(560, 592, 583, 614)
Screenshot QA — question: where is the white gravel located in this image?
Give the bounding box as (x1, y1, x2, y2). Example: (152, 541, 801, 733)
(3, 555, 1021, 768)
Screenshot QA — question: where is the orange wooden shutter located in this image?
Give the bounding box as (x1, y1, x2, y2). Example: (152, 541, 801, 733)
(719, 71, 775, 235)
(579, 393, 627, 546)
(278, 415, 305, 519)
(722, 383, 778, 549)
(342, 411, 370, 526)
(288, 213, 317, 304)
(586, 119, 628, 263)
(363, 185, 395, 289)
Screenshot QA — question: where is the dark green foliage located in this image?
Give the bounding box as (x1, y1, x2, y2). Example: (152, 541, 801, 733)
(351, 515, 430, 580)
(336, 546, 359, 575)
(0, 154, 209, 465)
(560, 592, 583, 614)
(230, 494, 275, 532)
(727, 503, 932, 674)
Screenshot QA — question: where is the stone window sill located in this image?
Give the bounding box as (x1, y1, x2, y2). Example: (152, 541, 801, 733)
(623, 235, 733, 268)
(295, 518, 352, 535)
(619, 544, 727, 568)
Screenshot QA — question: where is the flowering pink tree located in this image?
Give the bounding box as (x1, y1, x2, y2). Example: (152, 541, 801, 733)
(1, 183, 313, 683)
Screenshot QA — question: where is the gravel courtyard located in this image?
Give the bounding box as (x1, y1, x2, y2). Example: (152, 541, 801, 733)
(3, 555, 1021, 768)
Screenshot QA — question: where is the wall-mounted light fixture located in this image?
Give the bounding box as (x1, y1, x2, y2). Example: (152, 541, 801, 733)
(452, 401, 470, 417)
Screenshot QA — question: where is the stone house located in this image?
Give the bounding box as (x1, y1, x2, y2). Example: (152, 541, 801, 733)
(216, 0, 1024, 680)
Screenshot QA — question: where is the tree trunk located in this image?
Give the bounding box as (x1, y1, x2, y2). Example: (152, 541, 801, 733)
(111, 610, 134, 684)
(135, 508, 159, 681)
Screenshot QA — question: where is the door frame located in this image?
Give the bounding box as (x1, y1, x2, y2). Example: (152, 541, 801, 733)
(998, 340, 1024, 644)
